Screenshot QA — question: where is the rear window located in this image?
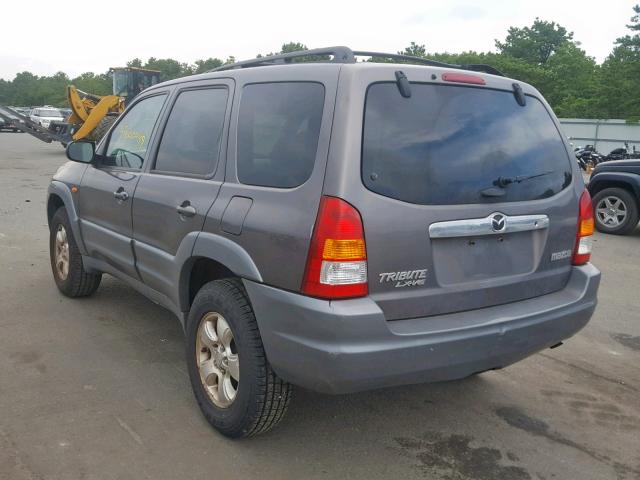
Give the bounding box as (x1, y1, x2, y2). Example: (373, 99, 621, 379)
(237, 82, 325, 188)
(154, 87, 228, 176)
(362, 83, 572, 205)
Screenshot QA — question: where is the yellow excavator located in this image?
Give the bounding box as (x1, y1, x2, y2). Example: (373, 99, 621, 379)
(66, 67, 161, 141)
(0, 67, 161, 145)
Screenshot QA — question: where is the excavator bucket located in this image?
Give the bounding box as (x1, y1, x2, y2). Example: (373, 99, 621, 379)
(71, 94, 122, 141)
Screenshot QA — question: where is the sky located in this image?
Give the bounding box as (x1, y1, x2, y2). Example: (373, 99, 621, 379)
(1, 0, 637, 80)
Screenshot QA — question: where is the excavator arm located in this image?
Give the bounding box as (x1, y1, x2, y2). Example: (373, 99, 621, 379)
(67, 86, 124, 141)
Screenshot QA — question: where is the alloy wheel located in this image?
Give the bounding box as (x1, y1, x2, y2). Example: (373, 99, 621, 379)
(54, 224, 70, 280)
(196, 312, 240, 408)
(596, 196, 627, 228)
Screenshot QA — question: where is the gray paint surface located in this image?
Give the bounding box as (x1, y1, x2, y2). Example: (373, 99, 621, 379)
(1, 133, 639, 480)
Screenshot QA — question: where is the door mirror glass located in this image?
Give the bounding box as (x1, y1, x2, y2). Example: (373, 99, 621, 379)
(66, 141, 95, 163)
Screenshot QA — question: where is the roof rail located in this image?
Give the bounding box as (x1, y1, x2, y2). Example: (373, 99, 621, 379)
(209, 46, 355, 72)
(208, 46, 503, 76)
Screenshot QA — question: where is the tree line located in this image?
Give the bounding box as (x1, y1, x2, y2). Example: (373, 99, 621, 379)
(1, 5, 638, 120)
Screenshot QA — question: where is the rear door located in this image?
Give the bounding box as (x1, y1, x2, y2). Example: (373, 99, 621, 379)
(329, 71, 579, 320)
(131, 80, 232, 300)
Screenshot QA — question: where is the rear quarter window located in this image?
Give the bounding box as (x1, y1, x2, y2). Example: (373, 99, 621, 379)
(237, 82, 325, 188)
(362, 83, 572, 205)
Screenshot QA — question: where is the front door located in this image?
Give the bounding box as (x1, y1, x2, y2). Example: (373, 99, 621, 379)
(78, 93, 168, 278)
(132, 82, 232, 302)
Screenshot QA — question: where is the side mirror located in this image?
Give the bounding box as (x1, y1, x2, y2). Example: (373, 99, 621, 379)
(66, 141, 95, 163)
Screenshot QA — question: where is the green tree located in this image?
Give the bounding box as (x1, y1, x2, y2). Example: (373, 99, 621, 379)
(71, 72, 112, 96)
(193, 58, 224, 74)
(400, 42, 427, 58)
(543, 43, 599, 117)
(595, 4, 640, 120)
(1, 18, 639, 120)
(140, 57, 193, 80)
(280, 42, 307, 53)
(495, 18, 573, 64)
(628, 4, 640, 31)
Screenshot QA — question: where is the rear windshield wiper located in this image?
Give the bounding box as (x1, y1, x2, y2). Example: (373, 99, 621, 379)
(480, 170, 555, 197)
(495, 170, 555, 188)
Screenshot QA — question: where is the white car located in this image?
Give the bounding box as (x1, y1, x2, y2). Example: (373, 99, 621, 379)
(30, 107, 64, 128)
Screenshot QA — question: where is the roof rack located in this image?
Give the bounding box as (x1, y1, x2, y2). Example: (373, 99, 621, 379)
(208, 46, 503, 76)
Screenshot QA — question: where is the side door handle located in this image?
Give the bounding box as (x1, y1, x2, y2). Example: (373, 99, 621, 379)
(176, 201, 196, 218)
(113, 187, 129, 201)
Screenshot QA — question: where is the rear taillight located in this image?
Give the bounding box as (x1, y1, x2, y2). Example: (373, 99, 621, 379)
(302, 196, 368, 299)
(572, 190, 594, 265)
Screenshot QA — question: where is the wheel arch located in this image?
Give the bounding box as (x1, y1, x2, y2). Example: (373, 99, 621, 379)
(47, 181, 87, 255)
(588, 173, 640, 203)
(178, 232, 263, 313)
(47, 193, 64, 226)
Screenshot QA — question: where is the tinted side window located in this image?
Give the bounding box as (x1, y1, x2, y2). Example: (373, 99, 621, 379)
(362, 83, 572, 205)
(102, 94, 166, 170)
(237, 82, 325, 188)
(154, 88, 228, 176)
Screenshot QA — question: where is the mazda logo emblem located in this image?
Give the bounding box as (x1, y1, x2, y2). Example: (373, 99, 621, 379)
(491, 213, 506, 232)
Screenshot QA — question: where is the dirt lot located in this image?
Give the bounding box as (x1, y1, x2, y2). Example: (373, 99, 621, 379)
(1, 132, 639, 480)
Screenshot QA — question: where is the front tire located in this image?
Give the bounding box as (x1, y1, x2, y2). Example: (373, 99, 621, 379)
(593, 188, 639, 235)
(87, 115, 117, 142)
(49, 207, 102, 297)
(186, 279, 291, 438)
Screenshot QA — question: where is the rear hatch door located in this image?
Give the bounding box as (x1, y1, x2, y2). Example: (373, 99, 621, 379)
(355, 77, 578, 320)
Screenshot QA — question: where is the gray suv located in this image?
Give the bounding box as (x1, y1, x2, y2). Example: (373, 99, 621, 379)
(47, 47, 601, 438)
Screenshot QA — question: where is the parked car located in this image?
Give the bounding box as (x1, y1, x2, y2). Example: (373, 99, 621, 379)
(47, 47, 600, 438)
(588, 160, 640, 235)
(0, 117, 11, 131)
(0, 109, 22, 132)
(30, 107, 64, 128)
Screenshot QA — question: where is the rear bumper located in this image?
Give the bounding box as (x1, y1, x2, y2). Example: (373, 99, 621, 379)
(244, 264, 600, 394)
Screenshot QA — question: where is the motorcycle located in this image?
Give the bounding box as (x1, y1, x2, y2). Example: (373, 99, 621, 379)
(603, 142, 640, 161)
(574, 145, 604, 171)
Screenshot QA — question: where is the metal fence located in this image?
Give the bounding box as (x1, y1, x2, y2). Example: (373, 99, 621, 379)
(559, 118, 640, 154)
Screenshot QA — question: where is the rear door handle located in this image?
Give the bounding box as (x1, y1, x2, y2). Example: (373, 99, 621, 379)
(176, 201, 196, 218)
(113, 187, 129, 201)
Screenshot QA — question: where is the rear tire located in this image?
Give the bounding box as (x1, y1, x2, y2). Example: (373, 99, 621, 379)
(49, 207, 102, 297)
(87, 115, 118, 142)
(592, 188, 639, 235)
(186, 278, 291, 438)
